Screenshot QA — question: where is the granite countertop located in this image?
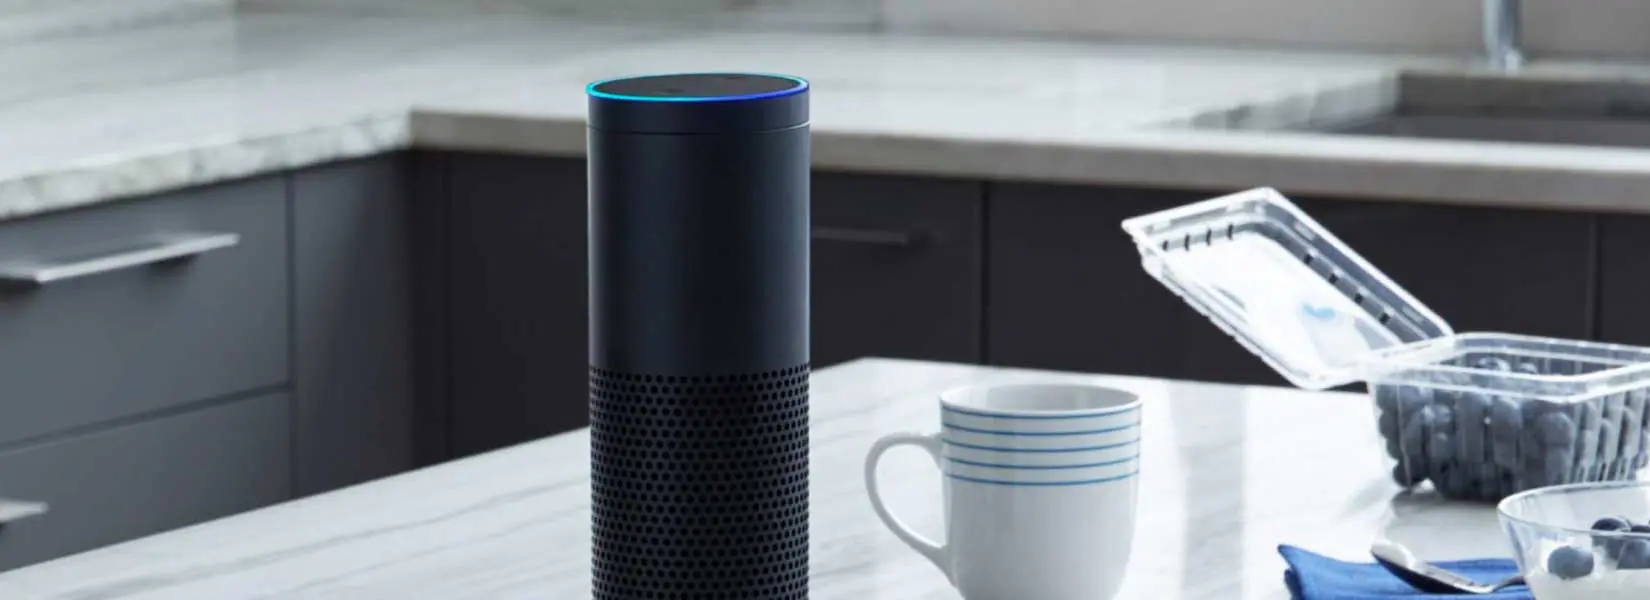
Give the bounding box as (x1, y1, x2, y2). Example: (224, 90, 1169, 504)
(12, 10, 1650, 222)
(0, 358, 1508, 599)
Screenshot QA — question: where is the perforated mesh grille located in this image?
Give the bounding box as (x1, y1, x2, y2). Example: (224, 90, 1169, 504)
(590, 364, 811, 599)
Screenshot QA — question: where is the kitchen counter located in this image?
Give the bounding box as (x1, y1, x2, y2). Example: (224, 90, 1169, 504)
(14, 11, 1650, 221)
(0, 358, 1510, 599)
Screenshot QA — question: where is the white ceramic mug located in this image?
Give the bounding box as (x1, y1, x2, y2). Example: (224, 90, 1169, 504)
(864, 383, 1142, 600)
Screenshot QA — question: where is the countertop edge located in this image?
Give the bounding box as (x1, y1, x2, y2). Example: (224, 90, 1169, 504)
(11, 104, 1650, 224)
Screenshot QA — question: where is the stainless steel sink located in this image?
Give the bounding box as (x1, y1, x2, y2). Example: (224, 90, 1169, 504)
(1200, 71, 1650, 149)
(1327, 113, 1650, 149)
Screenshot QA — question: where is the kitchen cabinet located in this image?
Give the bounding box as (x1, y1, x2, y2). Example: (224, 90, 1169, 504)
(1301, 198, 1595, 342)
(0, 176, 290, 446)
(1598, 214, 1650, 346)
(987, 182, 1216, 380)
(291, 156, 432, 496)
(448, 153, 589, 457)
(811, 173, 985, 366)
(0, 392, 290, 571)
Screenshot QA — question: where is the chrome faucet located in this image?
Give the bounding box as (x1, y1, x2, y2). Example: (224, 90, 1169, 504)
(1484, 0, 1523, 70)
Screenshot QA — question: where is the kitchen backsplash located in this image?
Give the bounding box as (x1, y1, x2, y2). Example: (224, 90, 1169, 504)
(0, 0, 229, 42)
(238, 0, 878, 28)
(880, 0, 1650, 57)
(241, 0, 1650, 59)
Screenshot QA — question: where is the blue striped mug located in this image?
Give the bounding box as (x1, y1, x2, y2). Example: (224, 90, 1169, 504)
(864, 383, 1141, 600)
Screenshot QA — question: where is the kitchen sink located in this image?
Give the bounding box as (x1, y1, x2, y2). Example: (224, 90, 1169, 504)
(1197, 71, 1650, 149)
(1328, 113, 1650, 148)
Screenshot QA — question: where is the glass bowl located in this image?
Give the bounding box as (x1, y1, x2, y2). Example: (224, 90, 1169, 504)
(1499, 481, 1650, 599)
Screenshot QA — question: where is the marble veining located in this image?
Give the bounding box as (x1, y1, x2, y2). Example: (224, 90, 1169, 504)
(0, 358, 1527, 599)
(0, 0, 230, 43)
(13, 12, 1650, 221)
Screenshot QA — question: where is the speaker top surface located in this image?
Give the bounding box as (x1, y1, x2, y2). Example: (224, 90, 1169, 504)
(587, 72, 809, 134)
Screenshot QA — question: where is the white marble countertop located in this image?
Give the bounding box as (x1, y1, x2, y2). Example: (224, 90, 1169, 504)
(0, 358, 1513, 599)
(14, 11, 1650, 221)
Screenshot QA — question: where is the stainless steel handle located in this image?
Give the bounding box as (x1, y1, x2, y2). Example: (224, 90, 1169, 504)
(0, 498, 48, 529)
(811, 227, 925, 247)
(0, 232, 239, 290)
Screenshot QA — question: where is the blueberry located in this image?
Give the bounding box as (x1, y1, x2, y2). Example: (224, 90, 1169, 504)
(1475, 465, 1502, 499)
(1601, 418, 1621, 468)
(1594, 517, 1633, 559)
(1622, 393, 1645, 459)
(1428, 431, 1456, 461)
(1378, 408, 1400, 437)
(1579, 402, 1604, 469)
(1456, 393, 1488, 462)
(1621, 540, 1650, 570)
(1434, 462, 1468, 499)
(1397, 386, 1432, 418)
(1548, 545, 1596, 580)
(1577, 429, 1601, 480)
(1594, 517, 1632, 532)
(1402, 406, 1433, 454)
(1500, 470, 1522, 497)
(1431, 404, 1457, 432)
(1374, 385, 1399, 413)
(1536, 412, 1577, 447)
(1545, 448, 1575, 486)
(1490, 398, 1523, 470)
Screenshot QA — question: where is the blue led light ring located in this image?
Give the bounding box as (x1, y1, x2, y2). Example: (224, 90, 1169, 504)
(586, 73, 809, 103)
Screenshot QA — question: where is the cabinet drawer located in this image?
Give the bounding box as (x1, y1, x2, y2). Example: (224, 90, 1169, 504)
(0, 177, 289, 445)
(0, 392, 291, 571)
(812, 173, 984, 366)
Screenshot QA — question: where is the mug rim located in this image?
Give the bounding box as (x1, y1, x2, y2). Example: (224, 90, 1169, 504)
(939, 382, 1141, 418)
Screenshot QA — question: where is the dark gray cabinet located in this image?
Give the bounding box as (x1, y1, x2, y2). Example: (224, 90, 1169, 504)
(291, 156, 428, 496)
(448, 153, 589, 457)
(812, 173, 985, 366)
(1302, 197, 1596, 340)
(0, 176, 290, 446)
(0, 392, 291, 570)
(987, 183, 1207, 379)
(1599, 214, 1650, 345)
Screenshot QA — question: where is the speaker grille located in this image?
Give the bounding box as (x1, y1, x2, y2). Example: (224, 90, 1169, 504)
(589, 364, 811, 599)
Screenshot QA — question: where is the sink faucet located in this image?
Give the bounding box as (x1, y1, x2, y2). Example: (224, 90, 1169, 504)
(1484, 0, 1523, 70)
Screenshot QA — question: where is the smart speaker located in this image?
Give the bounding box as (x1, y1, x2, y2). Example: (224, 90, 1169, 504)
(586, 73, 811, 599)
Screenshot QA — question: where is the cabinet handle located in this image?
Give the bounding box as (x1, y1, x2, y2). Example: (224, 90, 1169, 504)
(0, 498, 47, 530)
(0, 232, 239, 290)
(811, 227, 925, 247)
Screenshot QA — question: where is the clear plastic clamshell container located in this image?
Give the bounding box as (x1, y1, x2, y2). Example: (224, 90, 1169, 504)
(1122, 188, 1650, 502)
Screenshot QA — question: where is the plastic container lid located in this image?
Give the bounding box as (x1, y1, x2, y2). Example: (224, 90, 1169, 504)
(1120, 187, 1453, 390)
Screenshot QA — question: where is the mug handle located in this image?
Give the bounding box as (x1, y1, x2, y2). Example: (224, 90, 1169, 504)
(864, 432, 949, 578)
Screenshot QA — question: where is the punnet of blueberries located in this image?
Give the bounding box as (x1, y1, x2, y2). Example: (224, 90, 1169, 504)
(1372, 354, 1650, 502)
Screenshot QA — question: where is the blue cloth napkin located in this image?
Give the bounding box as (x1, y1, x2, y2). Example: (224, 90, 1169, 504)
(1279, 545, 1530, 599)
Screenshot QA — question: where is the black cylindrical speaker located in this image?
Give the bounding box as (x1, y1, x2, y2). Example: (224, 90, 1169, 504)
(587, 73, 811, 599)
